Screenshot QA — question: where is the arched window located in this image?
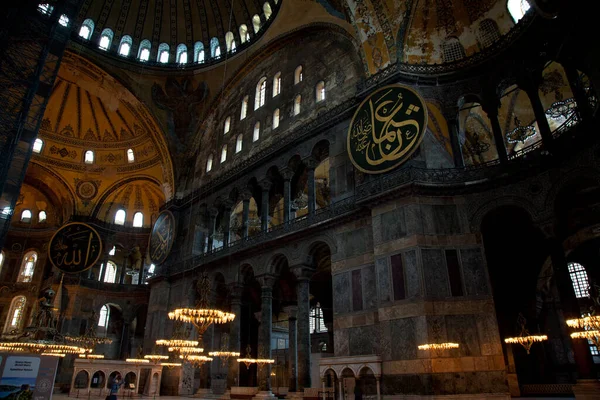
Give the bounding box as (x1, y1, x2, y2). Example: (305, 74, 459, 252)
(210, 37, 221, 59)
(84, 150, 94, 164)
(79, 19, 94, 40)
(263, 2, 273, 20)
(32, 138, 44, 154)
(118, 35, 132, 57)
(4, 296, 26, 333)
(220, 145, 227, 163)
(310, 302, 328, 333)
(508, 0, 531, 23)
(252, 15, 261, 33)
(273, 72, 281, 97)
(176, 43, 188, 64)
(226, 32, 236, 53)
(294, 95, 301, 115)
(109, 245, 116, 256)
(236, 134, 243, 153)
(206, 154, 214, 172)
(240, 96, 249, 120)
(99, 28, 113, 51)
(103, 262, 117, 283)
(194, 42, 205, 63)
(38, 3, 53, 15)
(568, 262, 590, 298)
(255, 77, 267, 110)
(294, 65, 303, 84)
(0, 251, 4, 275)
(133, 212, 144, 228)
(58, 14, 69, 27)
(138, 39, 151, 61)
(98, 305, 110, 327)
(20, 210, 32, 222)
(38, 210, 47, 222)
(157, 43, 170, 63)
(273, 109, 280, 129)
(18, 251, 37, 282)
(114, 209, 126, 225)
(127, 148, 135, 163)
(442, 37, 465, 63)
(316, 81, 326, 102)
(224, 117, 231, 134)
(253, 122, 260, 142)
(239, 25, 250, 44)
(478, 19, 501, 48)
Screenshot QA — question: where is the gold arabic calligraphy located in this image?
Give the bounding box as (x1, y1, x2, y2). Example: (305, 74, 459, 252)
(52, 230, 98, 270)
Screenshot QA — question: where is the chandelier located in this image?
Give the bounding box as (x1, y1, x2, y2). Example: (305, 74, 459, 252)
(417, 343, 459, 351)
(504, 313, 547, 354)
(180, 354, 213, 367)
(566, 315, 600, 330)
(208, 334, 240, 366)
(236, 344, 274, 369)
(65, 310, 113, 351)
(570, 330, 600, 347)
(506, 116, 537, 144)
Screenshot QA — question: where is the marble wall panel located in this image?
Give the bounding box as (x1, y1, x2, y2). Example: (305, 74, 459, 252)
(461, 247, 491, 296)
(334, 328, 350, 356)
(348, 324, 376, 356)
(376, 256, 391, 304)
(404, 249, 422, 299)
(405, 203, 424, 235)
(362, 264, 377, 310)
(422, 248, 450, 298)
(390, 317, 417, 360)
(476, 313, 503, 356)
(333, 272, 351, 314)
(338, 228, 370, 258)
(379, 207, 407, 243)
(381, 371, 507, 395)
(446, 314, 481, 357)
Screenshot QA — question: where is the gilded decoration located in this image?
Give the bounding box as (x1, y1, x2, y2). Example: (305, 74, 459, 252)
(75, 179, 100, 201)
(347, 84, 428, 174)
(48, 222, 103, 274)
(149, 210, 176, 265)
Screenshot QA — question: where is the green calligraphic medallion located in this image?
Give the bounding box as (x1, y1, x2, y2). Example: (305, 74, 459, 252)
(48, 222, 103, 274)
(149, 210, 176, 264)
(347, 84, 428, 174)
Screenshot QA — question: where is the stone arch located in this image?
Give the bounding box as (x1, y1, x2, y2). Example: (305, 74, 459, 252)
(543, 166, 600, 210)
(91, 175, 164, 219)
(74, 370, 90, 388)
(470, 195, 540, 232)
(299, 235, 338, 263)
(264, 252, 290, 277)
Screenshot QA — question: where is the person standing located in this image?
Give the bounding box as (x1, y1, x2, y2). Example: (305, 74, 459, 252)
(108, 375, 124, 400)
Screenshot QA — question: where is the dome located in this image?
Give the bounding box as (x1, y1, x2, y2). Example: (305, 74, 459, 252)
(71, 0, 281, 67)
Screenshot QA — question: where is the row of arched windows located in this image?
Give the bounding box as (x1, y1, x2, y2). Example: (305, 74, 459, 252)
(113, 210, 144, 227)
(19, 210, 47, 223)
(32, 139, 136, 165)
(0, 250, 38, 284)
(70, 1, 276, 65)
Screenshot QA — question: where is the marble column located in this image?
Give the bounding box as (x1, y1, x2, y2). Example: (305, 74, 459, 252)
(223, 204, 232, 248)
(564, 64, 593, 121)
(283, 306, 298, 392)
(521, 77, 553, 151)
(304, 158, 318, 215)
(447, 116, 465, 168)
(207, 207, 218, 252)
(257, 275, 275, 392)
(228, 284, 243, 388)
(482, 102, 508, 163)
(242, 190, 252, 239)
(281, 168, 294, 223)
(259, 180, 271, 232)
(376, 377, 381, 400)
(293, 265, 314, 390)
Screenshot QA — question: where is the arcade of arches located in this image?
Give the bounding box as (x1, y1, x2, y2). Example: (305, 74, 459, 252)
(2, 0, 600, 399)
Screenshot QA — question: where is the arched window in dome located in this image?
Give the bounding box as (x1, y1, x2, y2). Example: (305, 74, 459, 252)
(118, 35, 132, 57)
(255, 77, 267, 110)
(176, 43, 188, 64)
(98, 305, 110, 327)
(58, 14, 70, 27)
(32, 138, 43, 153)
(568, 262, 590, 298)
(38, 210, 47, 222)
(4, 296, 26, 333)
(194, 42, 205, 63)
(253, 122, 260, 142)
(294, 95, 302, 116)
(294, 65, 303, 84)
(99, 28, 113, 51)
(210, 38, 221, 59)
(252, 15, 262, 34)
(273, 109, 280, 129)
(84, 150, 94, 164)
(103, 262, 118, 283)
(79, 19, 94, 40)
(18, 251, 37, 283)
(239, 25, 250, 44)
(138, 39, 151, 61)
(263, 2, 273, 20)
(114, 209, 126, 226)
(20, 210, 31, 223)
(133, 212, 144, 228)
(157, 43, 170, 63)
(225, 32, 236, 53)
(220, 145, 228, 163)
(236, 134, 243, 153)
(442, 37, 465, 63)
(273, 72, 281, 97)
(241, 96, 249, 120)
(206, 154, 214, 172)
(316, 81, 326, 102)
(478, 19, 501, 48)
(508, 0, 531, 23)
(38, 3, 53, 15)
(109, 246, 116, 256)
(127, 148, 135, 163)
(224, 117, 231, 135)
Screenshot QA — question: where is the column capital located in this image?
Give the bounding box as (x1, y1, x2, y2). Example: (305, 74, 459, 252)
(228, 282, 243, 299)
(208, 207, 219, 218)
(258, 179, 272, 191)
(283, 305, 298, 320)
(291, 264, 315, 281)
(303, 157, 319, 170)
(241, 189, 253, 201)
(281, 167, 295, 181)
(256, 273, 277, 289)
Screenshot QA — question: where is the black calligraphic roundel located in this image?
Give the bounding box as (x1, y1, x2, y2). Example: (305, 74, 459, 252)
(48, 222, 103, 274)
(347, 84, 428, 174)
(149, 210, 176, 265)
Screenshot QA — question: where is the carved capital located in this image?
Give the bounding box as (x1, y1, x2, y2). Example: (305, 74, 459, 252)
(280, 167, 295, 181)
(256, 274, 277, 289)
(303, 156, 319, 170)
(241, 189, 254, 201)
(258, 179, 272, 191)
(291, 262, 315, 281)
(208, 207, 219, 218)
